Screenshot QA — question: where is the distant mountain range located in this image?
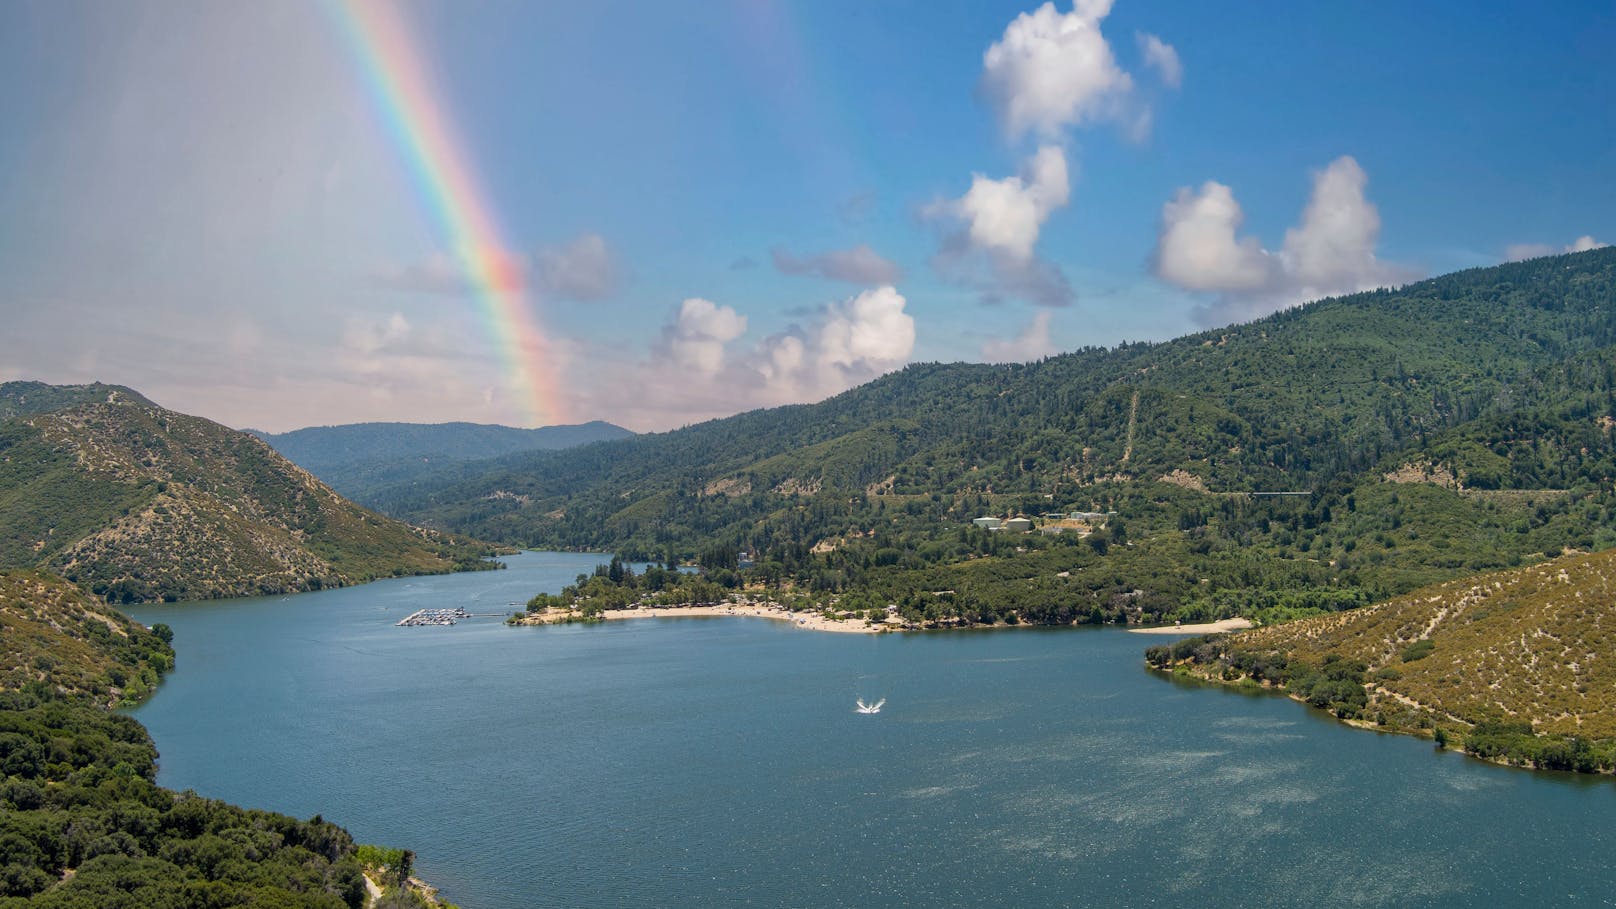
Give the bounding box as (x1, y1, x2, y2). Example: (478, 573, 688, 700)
(0, 382, 500, 603)
(249, 419, 633, 504)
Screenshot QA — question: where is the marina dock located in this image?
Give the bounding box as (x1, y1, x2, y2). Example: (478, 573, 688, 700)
(396, 607, 507, 627)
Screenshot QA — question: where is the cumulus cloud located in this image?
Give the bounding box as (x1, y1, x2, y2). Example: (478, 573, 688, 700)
(1279, 157, 1402, 297)
(1153, 181, 1274, 292)
(534, 232, 619, 301)
(596, 286, 917, 428)
(1136, 32, 1182, 88)
(947, 145, 1070, 264)
(808, 284, 917, 373)
(1154, 156, 1415, 325)
(1504, 235, 1610, 262)
(659, 298, 747, 377)
(981, 0, 1134, 140)
(930, 146, 1075, 307)
(982, 311, 1056, 362)
(772, 244, 904, 285)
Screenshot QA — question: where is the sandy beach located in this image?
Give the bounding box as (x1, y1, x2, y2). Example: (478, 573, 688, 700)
(1126, 617, 1254, 635)
(524, 603, 884, 633)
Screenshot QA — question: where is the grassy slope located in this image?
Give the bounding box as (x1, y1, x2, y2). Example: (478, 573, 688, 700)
(0, 392, 499, 603)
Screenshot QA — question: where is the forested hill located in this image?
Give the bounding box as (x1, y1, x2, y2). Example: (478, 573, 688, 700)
(251, 419, 632, 502)
(0, 569, 403, 905)
(0, 384, 500, 603)
(372, 248, 1616, 559)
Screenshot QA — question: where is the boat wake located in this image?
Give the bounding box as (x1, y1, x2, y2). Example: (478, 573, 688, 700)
(855, 698, 885, 714)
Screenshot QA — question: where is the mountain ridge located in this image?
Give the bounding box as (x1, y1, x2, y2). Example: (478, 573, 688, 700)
(250, 418, 634, 504)
(0, 384, 501, 603)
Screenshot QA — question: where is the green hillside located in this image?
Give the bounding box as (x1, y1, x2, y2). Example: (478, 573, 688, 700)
(362, 248, 1616, 626)
(0, 568, 430, 906)
(0, 382, 154, 420)
(252, 419, 633, 504)
(1147, 546, 1616, 774)
(0, 385, 500, 603)
(0, 570, 172, 706)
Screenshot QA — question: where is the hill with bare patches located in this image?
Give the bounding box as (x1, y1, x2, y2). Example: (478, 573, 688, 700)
(1151, 547, 1616, 772)
(0, 383, 499, 602)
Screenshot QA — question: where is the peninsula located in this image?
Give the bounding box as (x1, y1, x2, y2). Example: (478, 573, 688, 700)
(1146, 546, 1616, 775)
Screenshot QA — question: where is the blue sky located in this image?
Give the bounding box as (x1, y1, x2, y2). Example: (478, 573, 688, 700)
(2, 0, 1612, 431)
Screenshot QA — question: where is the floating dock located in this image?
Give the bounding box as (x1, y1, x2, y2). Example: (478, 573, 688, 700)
(395, 607, 506, 627)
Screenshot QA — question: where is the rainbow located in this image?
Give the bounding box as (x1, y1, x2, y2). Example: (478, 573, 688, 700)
(326, 0, 566, 427)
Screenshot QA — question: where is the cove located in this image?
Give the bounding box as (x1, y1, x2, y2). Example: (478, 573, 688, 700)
(126, 552, 1616, 908)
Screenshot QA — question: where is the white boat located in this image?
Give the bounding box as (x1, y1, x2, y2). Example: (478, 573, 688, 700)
(855, 698, 885, 714)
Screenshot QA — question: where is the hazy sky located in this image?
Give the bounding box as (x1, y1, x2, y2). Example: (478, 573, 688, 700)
(3, 1, 1612, 432)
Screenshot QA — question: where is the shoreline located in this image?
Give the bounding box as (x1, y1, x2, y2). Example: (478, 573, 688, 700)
(518, 606, 1259, 637)
(1154, 663, 1616, 779)
(603, 604, 883, 633)
(1126, 617, 1254, 635)
(520, 603, 886, 633)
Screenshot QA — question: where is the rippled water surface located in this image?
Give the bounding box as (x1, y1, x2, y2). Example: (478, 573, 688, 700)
(127, 552, 1615, 908)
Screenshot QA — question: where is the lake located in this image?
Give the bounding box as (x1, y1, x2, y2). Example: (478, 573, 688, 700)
(126, 551, 1616, 908)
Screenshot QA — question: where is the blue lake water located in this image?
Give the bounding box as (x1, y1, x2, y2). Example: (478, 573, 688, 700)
(126, 551, 1616, 908)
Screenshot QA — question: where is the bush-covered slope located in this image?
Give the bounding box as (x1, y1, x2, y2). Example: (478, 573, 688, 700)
(0, 568, 400, 906)
(0, 382, 154, 421)
(0, 388, 500, 603)
(0, 571, 172, 707)
(1148, 546, 1616, 773)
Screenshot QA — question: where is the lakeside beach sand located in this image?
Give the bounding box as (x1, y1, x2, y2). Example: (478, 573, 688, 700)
(605, 604, 881, 633)
(1126, 618, 1254, 635)
(524, 603, 883, 633)
(525, 607, 1255, 636)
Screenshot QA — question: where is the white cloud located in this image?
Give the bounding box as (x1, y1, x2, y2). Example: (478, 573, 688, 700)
(534, 232, 619, 301)
(1153, 181, 1274, 292)
(772, 244, 903, 285)
(811, 285, 917, 372)
(1505, 235, 1610, 261)
(982, 311, 1056, 362)
(934, 146, 1070, 265)
(981, 0, 1134, 140)
(1136, 32, 1182, 89)
(1279, 157, 1401, 298)
(592, 286, 917, 428)
(660, 297, 747, 377)
(1153, 156, 1415, 325)
(930, 147, 1076, 307)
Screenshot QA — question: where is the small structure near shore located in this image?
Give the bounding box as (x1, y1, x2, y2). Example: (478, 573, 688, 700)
(397, 608, 477, 626)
